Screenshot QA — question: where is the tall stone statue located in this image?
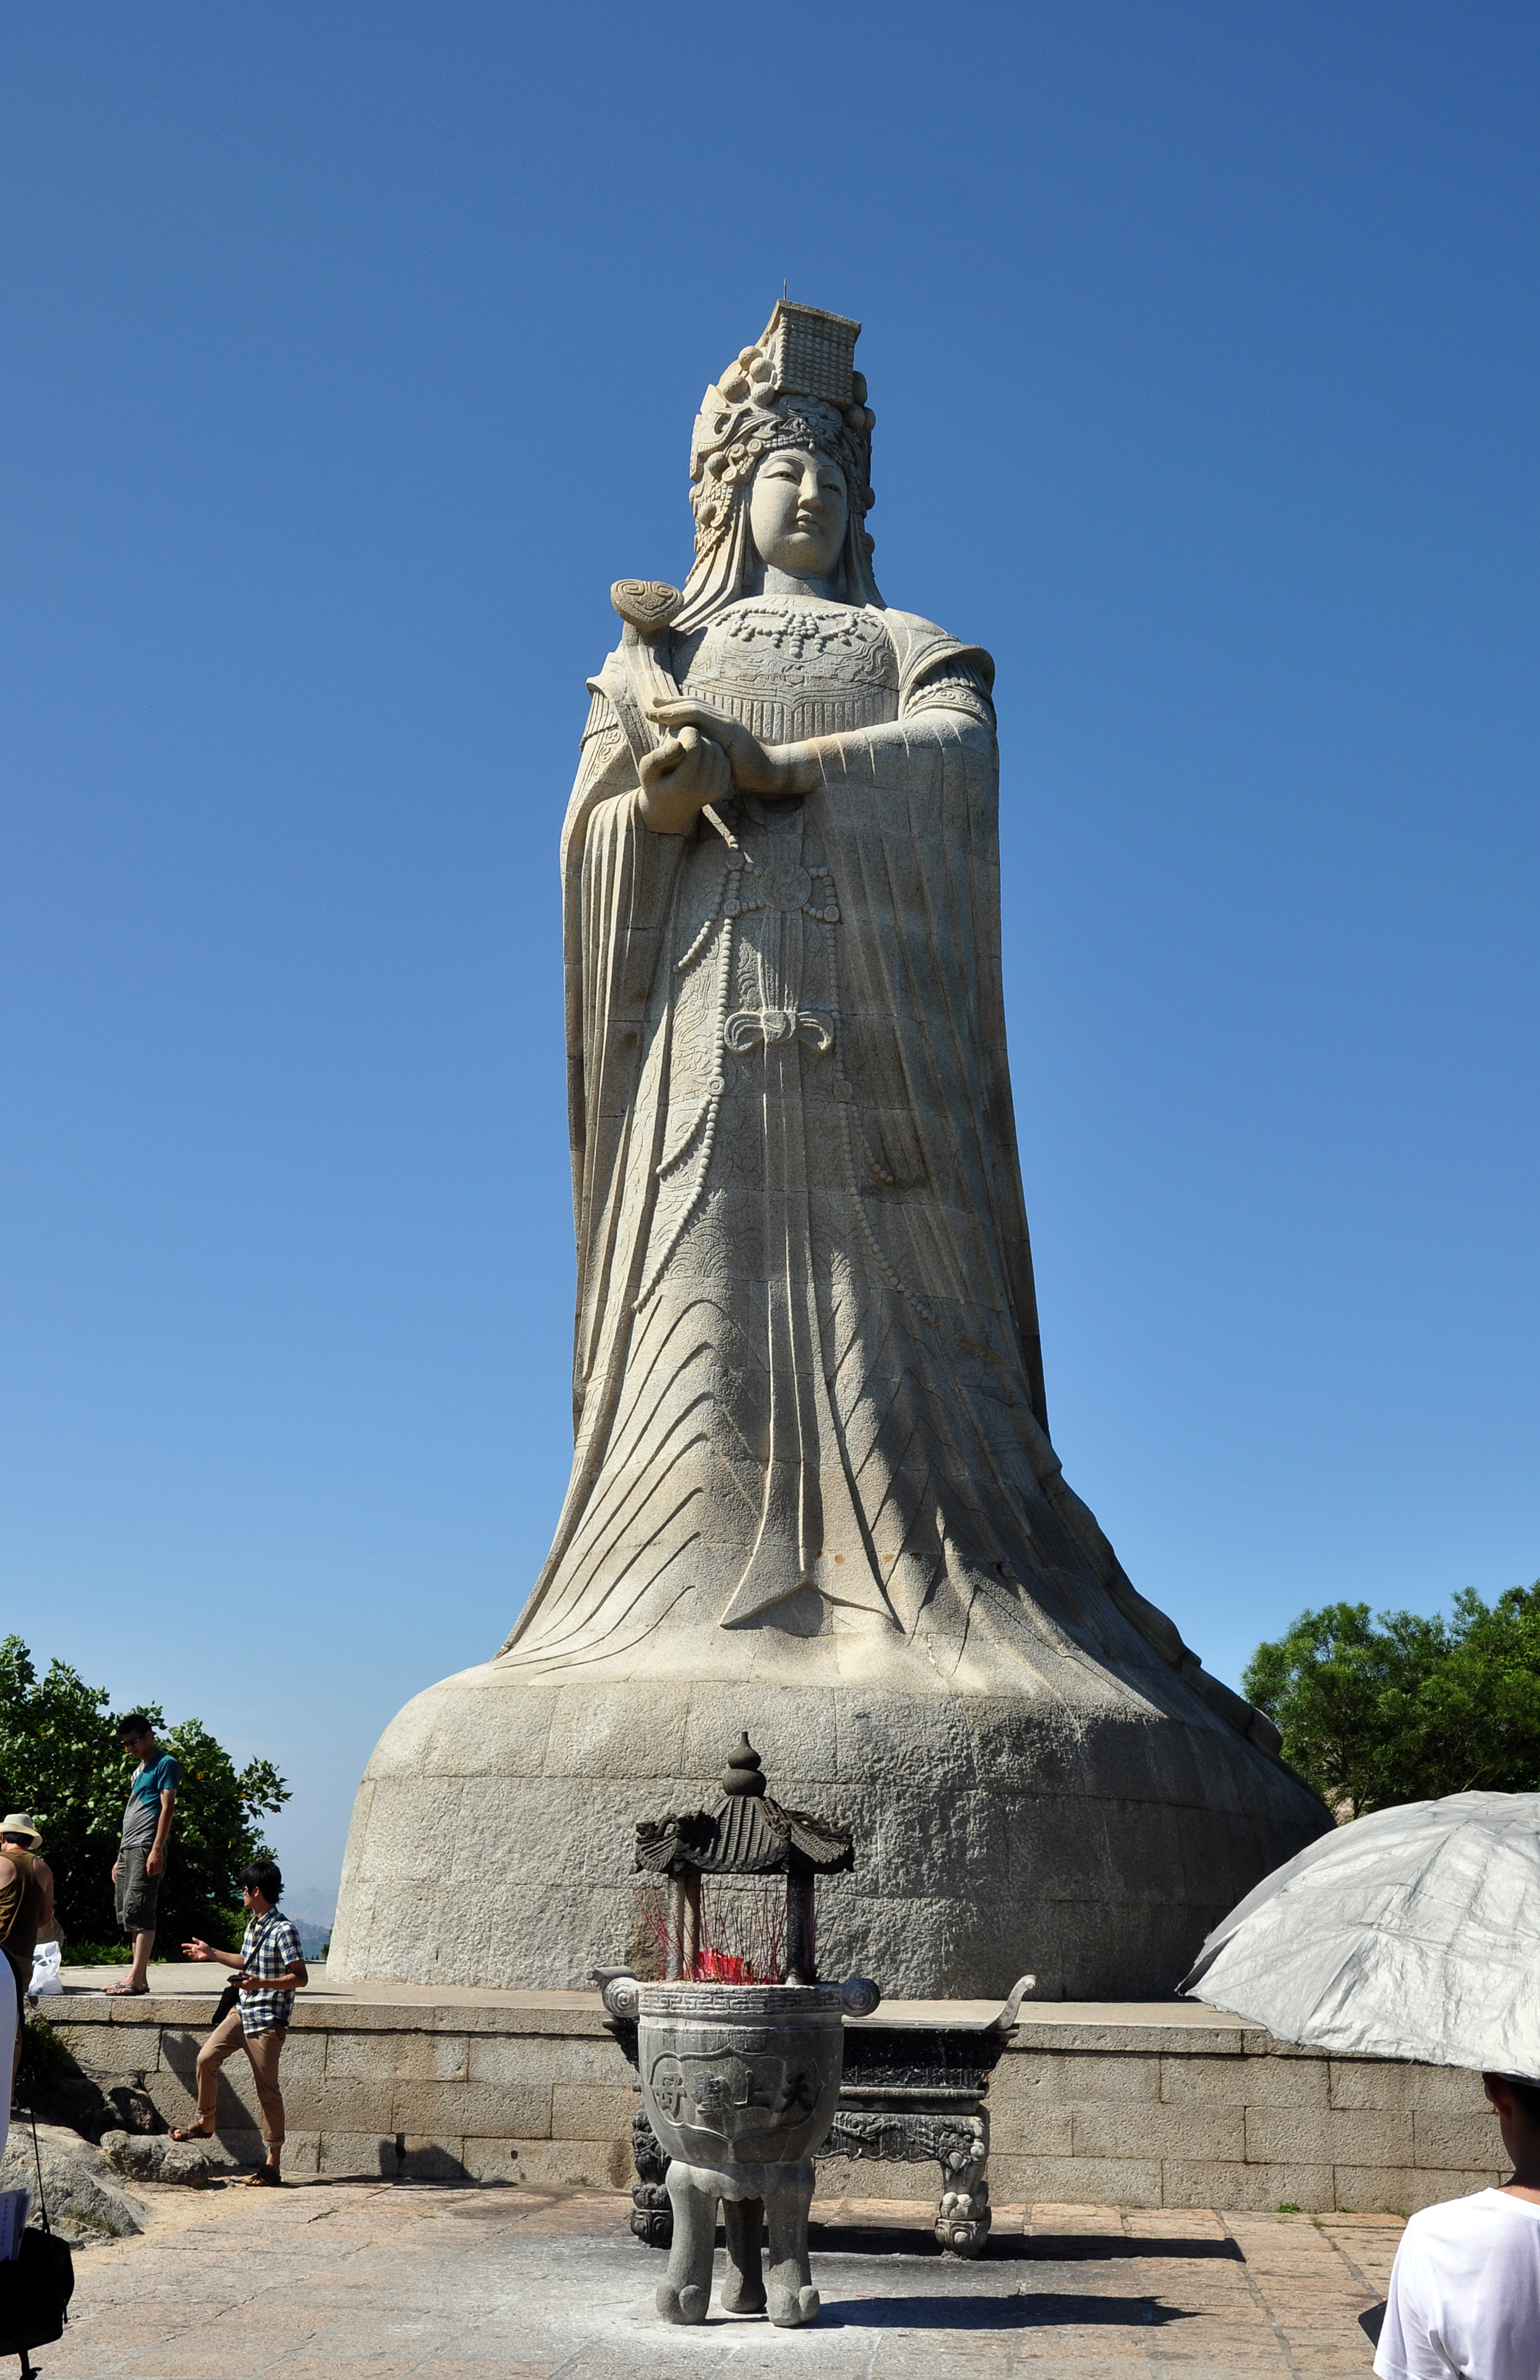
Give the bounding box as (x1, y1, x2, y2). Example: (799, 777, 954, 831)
(330, 305, 1328, 1996)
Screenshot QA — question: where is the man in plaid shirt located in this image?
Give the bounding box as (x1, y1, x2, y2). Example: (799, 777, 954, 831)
(172, 1860, 308, 2184)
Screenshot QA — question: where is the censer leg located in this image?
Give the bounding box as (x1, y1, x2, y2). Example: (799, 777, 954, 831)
(656, 2164, 715, 2324)
(762, 2159, 819, 2327)
(721, 2195, 766, 2313)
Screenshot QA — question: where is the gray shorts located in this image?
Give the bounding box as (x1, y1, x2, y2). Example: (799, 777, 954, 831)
(116, 1845, 160, 1935)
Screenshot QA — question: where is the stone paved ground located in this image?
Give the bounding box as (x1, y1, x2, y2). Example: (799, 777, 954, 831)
(40, 2182, 1402, 2378)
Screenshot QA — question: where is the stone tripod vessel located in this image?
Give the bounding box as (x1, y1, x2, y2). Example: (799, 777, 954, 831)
(614, 1976, 872, 2328)
(330, 299, 1331, 2000)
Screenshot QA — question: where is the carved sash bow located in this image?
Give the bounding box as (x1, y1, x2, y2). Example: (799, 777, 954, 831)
(724, 1008, 834, 1054)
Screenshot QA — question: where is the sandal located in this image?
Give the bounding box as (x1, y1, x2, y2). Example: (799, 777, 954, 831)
(103, 1983, 149, 1995)
(170, 2124, 215, 2142)
(242, 2166, 281, 2186)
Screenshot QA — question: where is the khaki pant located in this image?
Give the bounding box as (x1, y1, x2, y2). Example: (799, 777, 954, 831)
(195, 2010, 287, 2144)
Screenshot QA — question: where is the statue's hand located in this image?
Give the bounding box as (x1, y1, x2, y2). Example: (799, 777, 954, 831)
(648, 700, 792, 797)
(637, 724, 732, 835)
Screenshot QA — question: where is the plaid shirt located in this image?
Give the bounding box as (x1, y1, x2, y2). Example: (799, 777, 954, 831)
(239, 1910, 303, 2034)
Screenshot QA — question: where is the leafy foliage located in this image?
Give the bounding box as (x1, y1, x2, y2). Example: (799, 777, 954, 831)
(42, 1941, 147, 1966)
(0, 1637, 289, 1951)
(1243, 1585, 1540, 1818)
(20, 2016, 73, 2085)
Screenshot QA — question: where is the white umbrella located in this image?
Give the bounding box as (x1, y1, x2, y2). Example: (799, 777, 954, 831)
(1181, 1790, 1540, 2074)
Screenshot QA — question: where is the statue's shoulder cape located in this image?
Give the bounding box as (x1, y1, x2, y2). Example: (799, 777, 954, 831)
(872, 606, 995, 707)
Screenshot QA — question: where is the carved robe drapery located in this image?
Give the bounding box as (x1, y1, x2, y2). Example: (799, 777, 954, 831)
(503, 594, 1134, 1687)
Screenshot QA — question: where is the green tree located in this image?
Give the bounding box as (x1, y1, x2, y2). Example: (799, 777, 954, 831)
(0, 1637, 289, 1952)
(1243, 1583, 1540, 1817)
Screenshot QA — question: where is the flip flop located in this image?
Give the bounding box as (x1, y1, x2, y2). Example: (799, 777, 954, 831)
(170, 2124, 215, 2143)
(103, 1984, 149, 1995)
(242, 2166, 281, 2186)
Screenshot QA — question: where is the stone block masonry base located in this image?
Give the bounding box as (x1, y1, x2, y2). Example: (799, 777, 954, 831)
(39, 1971, 1503, 2216)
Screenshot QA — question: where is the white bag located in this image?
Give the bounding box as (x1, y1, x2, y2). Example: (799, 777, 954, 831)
(28, 1942, 62, 1996)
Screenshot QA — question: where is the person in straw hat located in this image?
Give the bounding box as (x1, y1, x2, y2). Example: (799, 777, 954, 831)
(0, 1813, 53, 2095)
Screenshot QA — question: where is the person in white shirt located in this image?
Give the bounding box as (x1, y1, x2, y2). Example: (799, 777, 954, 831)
(1375, 2071, 1540, 2380)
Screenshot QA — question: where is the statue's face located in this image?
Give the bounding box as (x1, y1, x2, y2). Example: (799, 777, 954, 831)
(750, 447, 849, 580)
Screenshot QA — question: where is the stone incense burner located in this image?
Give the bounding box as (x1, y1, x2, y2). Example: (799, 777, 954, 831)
(599, 1735, 879, 2329)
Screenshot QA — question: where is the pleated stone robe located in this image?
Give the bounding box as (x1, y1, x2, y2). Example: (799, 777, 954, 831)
(330, 593, 1329, 1996)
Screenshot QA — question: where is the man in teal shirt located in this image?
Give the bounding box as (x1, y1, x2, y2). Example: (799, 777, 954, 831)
(106, 1715, 179, 1995)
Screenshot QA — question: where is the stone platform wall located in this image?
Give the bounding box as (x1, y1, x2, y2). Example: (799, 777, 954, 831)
(36, 1985, 1501, 2218)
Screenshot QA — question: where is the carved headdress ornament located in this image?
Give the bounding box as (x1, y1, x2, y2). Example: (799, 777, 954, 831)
(673, 300, 882, 630)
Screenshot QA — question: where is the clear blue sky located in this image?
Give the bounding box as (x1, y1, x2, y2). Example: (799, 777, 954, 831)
(4, 4, 1536, 1907)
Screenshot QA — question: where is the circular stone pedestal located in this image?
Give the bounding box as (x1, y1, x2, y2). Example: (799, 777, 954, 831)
(328, 1651, 1328, 1997)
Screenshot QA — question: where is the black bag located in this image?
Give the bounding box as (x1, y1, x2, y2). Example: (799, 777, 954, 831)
(0, 2084, 76, 2377)
(209, 1980, 241, 2029)
(0, 2229, 75, 2363)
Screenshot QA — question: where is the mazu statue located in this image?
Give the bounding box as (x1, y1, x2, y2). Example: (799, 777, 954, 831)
(331, 304, 1328, 1995)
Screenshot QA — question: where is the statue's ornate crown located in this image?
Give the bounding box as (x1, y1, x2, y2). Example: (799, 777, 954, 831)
(688, 302, 875, 562)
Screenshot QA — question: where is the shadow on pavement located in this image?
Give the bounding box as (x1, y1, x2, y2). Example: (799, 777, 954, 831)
(1014, 2233, 1244, 2263)
(806, 2225, 1243, 2263)
(819, 2292, 1200, 2330)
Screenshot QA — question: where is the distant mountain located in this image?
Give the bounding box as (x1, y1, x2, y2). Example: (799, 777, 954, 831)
(278, 1884, 337, 1962)
(281, 1884, 338, 1926)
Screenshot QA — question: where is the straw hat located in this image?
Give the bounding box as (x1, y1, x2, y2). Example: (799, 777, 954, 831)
(0, 1813, 43, 1850)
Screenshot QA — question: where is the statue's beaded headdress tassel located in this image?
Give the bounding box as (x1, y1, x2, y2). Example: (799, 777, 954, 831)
(672, 301, 882, 631)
